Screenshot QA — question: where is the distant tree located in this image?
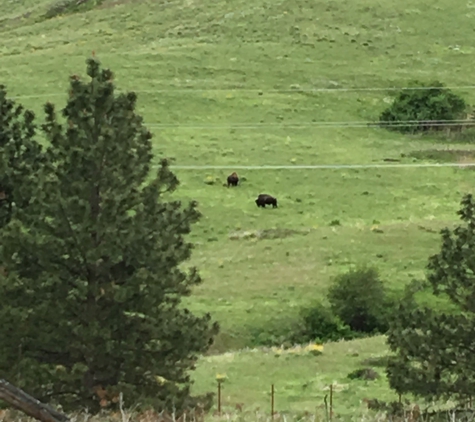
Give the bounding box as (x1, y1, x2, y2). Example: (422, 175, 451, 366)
(327, 266, 392, 334)
(387, 194, 475, 402)
(379, 81, 468, 134)
(0, 86, 45, 228)
(0, 58, 219, 413)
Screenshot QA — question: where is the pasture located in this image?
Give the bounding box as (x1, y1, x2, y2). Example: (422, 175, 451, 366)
(2, 0, 475, 415)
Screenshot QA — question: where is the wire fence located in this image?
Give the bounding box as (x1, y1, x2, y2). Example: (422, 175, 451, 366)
(160, 163, 475, 170)
(215, 381, 337, 419)
(9, 84, 475, 100)
(9, 86, 475, 130)
(144, 120, 475, 129)
(213, 380, 410, 420)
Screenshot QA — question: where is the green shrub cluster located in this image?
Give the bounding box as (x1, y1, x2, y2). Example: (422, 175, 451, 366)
(292, 266, 396, 344)
(379, 81, 468, 134)
(250, 266, 397, 347)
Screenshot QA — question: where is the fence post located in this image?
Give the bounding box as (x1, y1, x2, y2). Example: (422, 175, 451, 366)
(215, 374, 227, 416)
(329, 384, 333, 421)
(217, 380, 222, 415)
(271, 384, 274, 418)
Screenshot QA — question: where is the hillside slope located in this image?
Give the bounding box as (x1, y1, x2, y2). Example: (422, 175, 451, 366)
(1, 0, 474, 411)
(1, 0, 473, 345)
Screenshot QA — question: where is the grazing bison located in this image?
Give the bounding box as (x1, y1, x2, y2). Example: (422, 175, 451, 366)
(255, 194, 278, 208)
(227, 172, 239, 187)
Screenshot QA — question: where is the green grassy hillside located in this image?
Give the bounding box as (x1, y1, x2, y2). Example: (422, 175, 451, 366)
(1, 0, 475, 414)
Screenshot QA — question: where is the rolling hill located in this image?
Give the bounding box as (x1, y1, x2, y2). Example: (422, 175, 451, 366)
(1, 0, 475, 415)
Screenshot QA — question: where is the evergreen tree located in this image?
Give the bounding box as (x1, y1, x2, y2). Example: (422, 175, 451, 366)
(0, 86, 45, 227)
(386, 194, 475, 403)
(0, 58, 219, 412)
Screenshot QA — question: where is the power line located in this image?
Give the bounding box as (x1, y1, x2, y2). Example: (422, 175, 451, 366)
(161, 163, 475, 170)
(133, 85, 475, 93)
(10, 85, 475, 100)
(145, 120, 475, 129)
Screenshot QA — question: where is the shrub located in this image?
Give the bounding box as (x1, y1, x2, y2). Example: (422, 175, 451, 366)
(248, 326, 290, 347)
(292, 301, 354, 343)
(248, 314, 302, 347)
(44, 0, 105, 19)
(327, 266, 392, 334)
(347, 367, 380, 381)
(379, 81, 468, 134)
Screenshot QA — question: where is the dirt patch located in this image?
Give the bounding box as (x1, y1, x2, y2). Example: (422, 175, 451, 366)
(457, 154, 475, 170)
(229, 228, 311, 241)
(97, 0, 138, 9)
(360, 355, 389, 367)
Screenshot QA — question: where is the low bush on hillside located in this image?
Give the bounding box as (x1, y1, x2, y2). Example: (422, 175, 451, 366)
(44, 0, 105, 19)
(328, 266, 394, 334)
(379, 81, 468, 134)
(247, 326, 289, 348)
(254, 267, 397, 346)
(248, 301, 355, 347)
(292, 301, 355, 343)
(247, 303, 353, 347)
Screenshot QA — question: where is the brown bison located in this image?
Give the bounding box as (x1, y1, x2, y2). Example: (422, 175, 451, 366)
(255, 194, 278, 208)
(227, 172, 239, 187)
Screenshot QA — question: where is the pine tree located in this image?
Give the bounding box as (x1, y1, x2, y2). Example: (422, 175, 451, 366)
(0, 58, 219, 412)
(386, 194, 475, 403)
(0, 85, 45, 228)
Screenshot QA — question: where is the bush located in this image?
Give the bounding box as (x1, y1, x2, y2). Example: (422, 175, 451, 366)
(44, 0, 104, 19)
(248, 322, 295, 347)
(327, 266, 392, 334)
(379, 81, 468, 134)
(292, 301, 354, 343)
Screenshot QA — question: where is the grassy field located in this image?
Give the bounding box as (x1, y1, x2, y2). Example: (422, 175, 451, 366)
(191, 336, 401, 418)
(2, 0, 475, 416)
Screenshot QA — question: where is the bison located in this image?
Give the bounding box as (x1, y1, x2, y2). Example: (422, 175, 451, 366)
(227, 172, 239, 187)
(255, 194, 278, 208)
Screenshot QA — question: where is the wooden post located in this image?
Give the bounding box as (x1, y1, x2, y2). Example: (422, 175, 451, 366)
(0, 379, 69, 422)
(217, 380, 222, 415)
(398, 393, 402, 404)
(271, 384, 274, 418)
(329, 384, 333, 421)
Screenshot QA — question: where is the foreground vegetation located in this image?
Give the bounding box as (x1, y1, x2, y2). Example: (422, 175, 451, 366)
(3, 0, 475, 418)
